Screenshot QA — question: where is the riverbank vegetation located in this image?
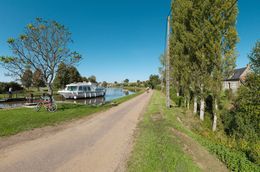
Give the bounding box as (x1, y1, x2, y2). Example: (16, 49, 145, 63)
(0, 91, 143, 137)
(164, 41, 260, 170)
(157, 0, 259, 171)
(128, 91, 259, 172)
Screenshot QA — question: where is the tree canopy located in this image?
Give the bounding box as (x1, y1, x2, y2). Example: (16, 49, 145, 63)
(0, 18, 81, 95)
(53, 63, 82, 89)
(21, 68, 33, 89)
(167, 0, 238, 130)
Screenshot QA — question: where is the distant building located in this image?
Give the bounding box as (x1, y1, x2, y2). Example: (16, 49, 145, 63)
(223, 65, 250, 92)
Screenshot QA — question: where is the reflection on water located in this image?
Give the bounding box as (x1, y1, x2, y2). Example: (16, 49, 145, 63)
(0, 88, 134, 109)
(56, 96, 105, 105)
(0, 102, 25, 109)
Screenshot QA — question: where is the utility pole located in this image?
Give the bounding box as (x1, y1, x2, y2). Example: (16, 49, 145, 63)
(166, 15, 171, 108)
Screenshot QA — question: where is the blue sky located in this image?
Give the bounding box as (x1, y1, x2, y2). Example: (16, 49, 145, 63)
(0, 0, 259, 83)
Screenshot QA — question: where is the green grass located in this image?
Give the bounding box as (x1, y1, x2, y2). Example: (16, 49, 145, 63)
(128, 91, 260, 172)
(127, 91, 201, 172)
(0, 91, 142, 137)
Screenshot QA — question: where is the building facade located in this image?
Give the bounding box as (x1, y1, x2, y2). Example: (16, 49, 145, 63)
(223, 65, 250, 92)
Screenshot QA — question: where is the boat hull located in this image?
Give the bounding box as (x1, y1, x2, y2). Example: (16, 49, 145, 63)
(58, 91, 106, 100)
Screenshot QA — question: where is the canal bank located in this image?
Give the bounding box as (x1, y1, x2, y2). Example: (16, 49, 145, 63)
(0, 90, 143, 137)
(0, 88, 134, 109)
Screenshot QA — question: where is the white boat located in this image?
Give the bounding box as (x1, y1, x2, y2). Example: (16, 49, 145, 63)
(58, 82, 106, 99)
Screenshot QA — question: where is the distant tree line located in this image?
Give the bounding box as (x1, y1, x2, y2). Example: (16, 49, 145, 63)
(0, 82, 23, 94)
(53, 62, 97, 89)
(117, 75, 160, 89)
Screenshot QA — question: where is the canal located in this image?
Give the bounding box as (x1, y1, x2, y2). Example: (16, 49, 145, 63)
(0, 88, 134, 109)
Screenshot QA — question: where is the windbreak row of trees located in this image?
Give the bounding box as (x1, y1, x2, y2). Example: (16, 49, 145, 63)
(167, 0, 238, 131)
(162, 0, 260, 166)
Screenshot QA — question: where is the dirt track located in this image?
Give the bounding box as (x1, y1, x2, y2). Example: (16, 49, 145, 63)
(0, 92, 153, 172)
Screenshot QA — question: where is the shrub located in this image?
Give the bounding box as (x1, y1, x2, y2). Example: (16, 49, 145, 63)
(195, 136, 260, 172)
(0, 82, 23, 94)
(224, 74, 260, 142)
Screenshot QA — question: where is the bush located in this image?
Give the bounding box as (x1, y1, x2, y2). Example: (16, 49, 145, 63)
(0, 82, 23, 94)
(170, 88, 183, 106)
(224, 74, 260, 142)
(195, 136, 260, 172)
(221, 73, 260, 165)
(224, 89, 235, 101)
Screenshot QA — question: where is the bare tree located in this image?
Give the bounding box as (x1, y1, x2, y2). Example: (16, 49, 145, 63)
(0, 18, 81, 96)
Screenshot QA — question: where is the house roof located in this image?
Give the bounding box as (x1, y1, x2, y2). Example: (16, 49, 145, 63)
(224, 67, 247, 81)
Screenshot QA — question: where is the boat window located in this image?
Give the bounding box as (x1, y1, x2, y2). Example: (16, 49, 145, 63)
(88, 87, 91, 91)
(67, 86, 77, 91)
(83, 86, 87, 91)
(79, 86, 83, 91)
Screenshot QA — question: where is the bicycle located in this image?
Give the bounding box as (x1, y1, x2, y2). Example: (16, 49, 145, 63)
(34, 99, 57, 112)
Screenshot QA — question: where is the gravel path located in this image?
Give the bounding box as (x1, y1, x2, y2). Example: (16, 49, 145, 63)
(0, 92, 153, 172)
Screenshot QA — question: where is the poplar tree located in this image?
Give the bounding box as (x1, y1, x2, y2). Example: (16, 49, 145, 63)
(170, 0, 238, 131)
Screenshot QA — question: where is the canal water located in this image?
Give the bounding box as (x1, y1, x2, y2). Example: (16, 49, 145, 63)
(0, 88, 134, 109)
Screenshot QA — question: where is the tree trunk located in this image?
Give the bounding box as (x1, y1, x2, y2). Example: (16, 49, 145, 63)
(184, 97, 186, 108)
(47, 83, 53, 102)
(200, 97, 205, 121)
(194, 95, 197, 114)
(212, 99, 218, 132)
(187, 97, 190, 110)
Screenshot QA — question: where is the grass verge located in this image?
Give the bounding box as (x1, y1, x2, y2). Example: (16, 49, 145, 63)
(127, 91, 201, 172)
(169, 103, 260, 172)
(0, 91, 143, 137)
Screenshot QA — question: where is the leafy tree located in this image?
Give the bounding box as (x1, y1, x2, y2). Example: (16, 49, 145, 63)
(169, 0, 238, 131)
(136, 80, 141, 87)
(81, 76, 89, 82)
(101, 81, 108, 87)
(147, 75, 160, 89)
(32, 68, 45, 90)
(21, 68, 33, 89)
(124, 79, 129, 83)
(88, 75, 97, 83)
(53, 63, 70, 89)
(123, 79, 129, 86)
(67, 66, 82, 83)
(0, 18, 81, 96)
(0, 82, 23, 94)
(249, 40, 260, 74)
(224, 41, 260, 143)
(53, 63, 82, 89)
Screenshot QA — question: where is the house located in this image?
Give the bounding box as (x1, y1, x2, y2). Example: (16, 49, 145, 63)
(223, 65, 250, 92)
